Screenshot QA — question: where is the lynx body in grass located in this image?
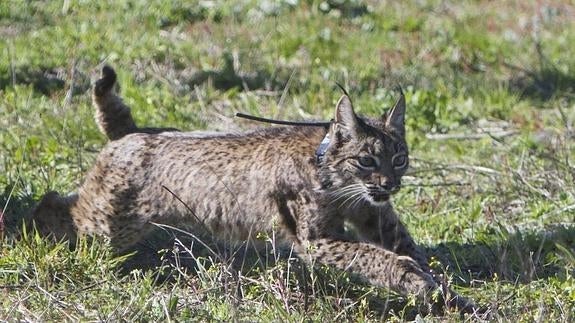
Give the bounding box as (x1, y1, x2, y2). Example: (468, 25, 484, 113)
(32, 66, 476, 313)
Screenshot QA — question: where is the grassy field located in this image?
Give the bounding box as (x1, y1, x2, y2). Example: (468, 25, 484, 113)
(1, 0, 574, 321)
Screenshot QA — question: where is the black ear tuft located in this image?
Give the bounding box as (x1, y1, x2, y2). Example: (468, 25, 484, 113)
(335, 82, 350, 98)
(94, 65, 117, 97)
(385, 91, 406, 135)
(334, 95, 359, 133)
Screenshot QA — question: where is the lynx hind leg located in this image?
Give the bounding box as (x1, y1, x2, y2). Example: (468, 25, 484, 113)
(31, 191, 78, 242)
(92, 65, 138, 140)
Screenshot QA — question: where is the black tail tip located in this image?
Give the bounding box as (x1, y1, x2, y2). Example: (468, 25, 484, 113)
(101, 65, 116, 79)
(94, 65, 117, 97)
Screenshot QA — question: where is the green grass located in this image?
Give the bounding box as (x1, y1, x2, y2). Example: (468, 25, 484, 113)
(1, 0, 574, 321)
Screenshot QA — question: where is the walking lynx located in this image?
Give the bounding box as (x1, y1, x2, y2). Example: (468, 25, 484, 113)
(31, 66, 476, 313)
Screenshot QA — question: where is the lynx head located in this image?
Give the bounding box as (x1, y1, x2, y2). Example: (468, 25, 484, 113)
(319, 93, 408, 207)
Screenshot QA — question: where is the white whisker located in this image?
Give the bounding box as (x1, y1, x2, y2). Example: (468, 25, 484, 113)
(327, 184, 362, 200)
(338, 190, 365, 208)
(327, 184, 363, 195)
(329, 187, 362, 201)
(349, 193, 366, 210)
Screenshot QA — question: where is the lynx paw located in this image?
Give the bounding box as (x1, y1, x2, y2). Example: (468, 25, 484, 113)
(428, 285, 485, 317)
(396, 256, 437, 297)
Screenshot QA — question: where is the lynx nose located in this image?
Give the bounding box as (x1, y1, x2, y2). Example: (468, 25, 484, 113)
(381, 179, 401, 194)
(373, 174, 401, 194)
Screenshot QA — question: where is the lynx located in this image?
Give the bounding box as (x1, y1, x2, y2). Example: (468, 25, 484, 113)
(31, 66, 476, 313)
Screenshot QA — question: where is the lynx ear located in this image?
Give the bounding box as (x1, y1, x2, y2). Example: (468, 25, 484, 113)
(385, 92, 406, 135)
(334, 95, 359, 135)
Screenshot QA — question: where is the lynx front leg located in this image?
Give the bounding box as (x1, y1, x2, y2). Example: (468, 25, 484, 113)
(348, 207, 477, 313)
(284, 194, 460, 310)
(348, 206, 430, 272)
(300, 238, 437, 300)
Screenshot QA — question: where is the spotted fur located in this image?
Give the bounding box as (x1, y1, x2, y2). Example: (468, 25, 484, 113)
(31, 66, 476, 314)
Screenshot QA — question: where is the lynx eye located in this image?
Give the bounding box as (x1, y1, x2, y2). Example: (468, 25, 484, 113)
(392, 154, 407, 169)
(358, 156, 378, 169)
